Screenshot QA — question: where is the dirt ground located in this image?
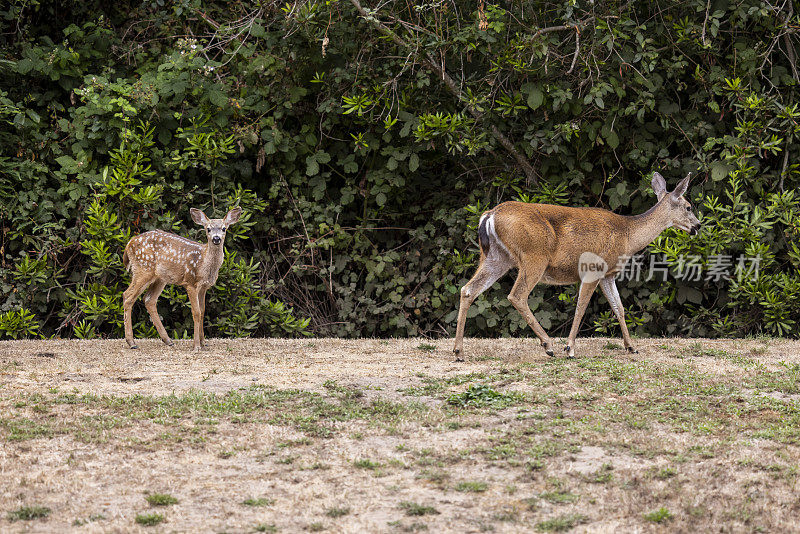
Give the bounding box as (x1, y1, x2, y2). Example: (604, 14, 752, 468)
(1, 337, 800, 533)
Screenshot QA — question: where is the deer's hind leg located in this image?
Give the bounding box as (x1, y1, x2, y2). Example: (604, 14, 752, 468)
(143, 279, 173, 347)
(564, 279, 600, 358)
(198, 287, 208, 347)
(507, 256, 554, 356)
(453, 250, 513, 359)
(123, 273, 153, 349)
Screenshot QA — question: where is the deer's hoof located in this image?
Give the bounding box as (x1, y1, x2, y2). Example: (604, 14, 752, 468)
(564, 346, 575, 359)
(129, 344, 138, 350)
(165, 340, 174, 347)
(453, 349, 464, 362)
(626, 346, 638, 354)
(542, 343, 554, 356)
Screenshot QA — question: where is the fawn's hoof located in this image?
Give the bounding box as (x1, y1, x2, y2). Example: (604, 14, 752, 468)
(453, 349, 464, 362)
(564, 346, 575, 359)
(626, 346, 638, 354)
(164, 340, 174, 347)
(129, 344, 138, 350)
(542, 342, 554, 357)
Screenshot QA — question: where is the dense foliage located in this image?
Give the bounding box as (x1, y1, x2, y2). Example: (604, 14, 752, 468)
(1, 0, 798, 341)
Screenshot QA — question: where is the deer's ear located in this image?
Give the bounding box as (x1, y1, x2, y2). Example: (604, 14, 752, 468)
(671, 172, 692, 200)
(651, 172, 667, 201)
(190, 208, 209, 226)
(224, 207, 243, 226)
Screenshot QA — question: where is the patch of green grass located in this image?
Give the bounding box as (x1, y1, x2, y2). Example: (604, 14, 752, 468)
(325, 506, 350, 518)
(535, 513, 588, 532)
(354, 458, 381, 469)
(455, 481, 488, 492)
(323, 380, 364, 399)
(447, 384, 524, 408)
(135, 512, 164, 526)
(590, 463, 614, 483)
(307, 522, 325, 532)
(145, 493, 178, 506)
(388, 520, 429, 531)
(399, 501, 439, 516)
(683, 342, 728, 359)
(255, 523, 277, 533)
(539, 490, 579, 504)
(218, 449, 236, 459)
(654, 467, 676, 480)
(416, 343, 437, 352)
(243, 497, 274, 507)
(7, 505, 51, 522)
(603, 342, 623, 350)
(644, 507, 673, 523)
(1, 418, 54, 440)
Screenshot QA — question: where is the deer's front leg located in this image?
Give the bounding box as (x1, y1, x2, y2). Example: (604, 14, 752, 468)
(599, 276, 638, 353)
(198, 287, 208, 347)
(565, 279, 600, 358)
(186, 285, 203, 352)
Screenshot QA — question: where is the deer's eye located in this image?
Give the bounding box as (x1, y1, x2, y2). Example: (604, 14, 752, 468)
(686, 206, 691, 212)
(222, 227, 226, 232)
(207, 227, 211, 231)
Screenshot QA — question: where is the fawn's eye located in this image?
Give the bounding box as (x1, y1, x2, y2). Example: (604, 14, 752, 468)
(207, 227, 211, 231)
(686, 206, 691, 212)
(222, 227, 226, 231)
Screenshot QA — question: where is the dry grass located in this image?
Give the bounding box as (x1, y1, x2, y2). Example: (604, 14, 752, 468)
(0, 337, 799, 532)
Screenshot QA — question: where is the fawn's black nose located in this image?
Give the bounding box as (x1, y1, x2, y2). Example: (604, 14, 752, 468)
(212, 236, 221, 245)
(689, 223, 701, 236)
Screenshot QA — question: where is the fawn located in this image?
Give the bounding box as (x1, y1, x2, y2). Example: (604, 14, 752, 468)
(122, 207, 242, 351)
(453, 172, 701, 360)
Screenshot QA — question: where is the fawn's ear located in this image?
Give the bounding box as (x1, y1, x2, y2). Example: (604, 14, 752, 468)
(671, 172, 692, 200)
(651, 172, 667, 201)
(223, 207, 242, 226)
(190, 208, 210, 226)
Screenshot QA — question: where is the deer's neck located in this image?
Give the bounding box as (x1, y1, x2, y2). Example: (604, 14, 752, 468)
(625, 201, 671, 255)
(199, 243, 225, 286)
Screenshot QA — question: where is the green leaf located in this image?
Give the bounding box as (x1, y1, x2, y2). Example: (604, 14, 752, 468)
(710, 161, 733, 181)
(601, 124, 619, 149)
(526, 86, 544, 110)
(208, 89, 228, 108)
(305, 155, 319, 176)
(409, 153, 419, 172)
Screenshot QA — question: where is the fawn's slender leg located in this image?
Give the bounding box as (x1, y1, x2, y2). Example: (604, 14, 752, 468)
(565, 279, 601, 357)
(507, 257, 553, 355)
(143, 279, 173, 347)
(123, 274, 152, 349)
(600, 276, 638, 353)
(453, 251, 513, 359)
(186, 285, 203, 351)
(198, 287, 208, 347)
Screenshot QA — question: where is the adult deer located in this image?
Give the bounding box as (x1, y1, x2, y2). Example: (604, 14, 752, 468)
(453, 172, 701, 360)
(122, 207, 242, 351)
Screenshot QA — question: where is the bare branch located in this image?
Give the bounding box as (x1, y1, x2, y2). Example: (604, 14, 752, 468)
(566, 28, 581, 75)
